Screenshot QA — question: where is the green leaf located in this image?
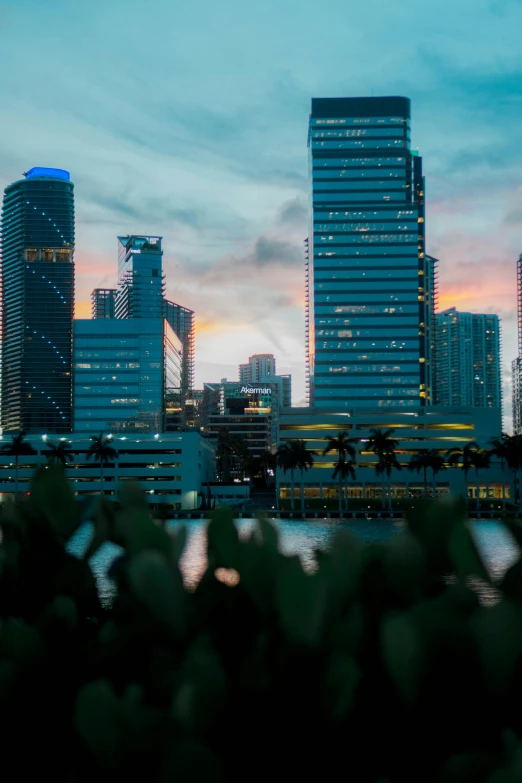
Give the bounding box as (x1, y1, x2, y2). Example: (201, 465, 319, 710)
(275, 556, 327, 647)
(127, 551, 185, 635)
(28, 464, 81, 541)
(323, 651, 360, 718)
(384, 531, 425, 601)
(381, 611, 423, 705)
(471, 600, 522, 692)
(75, 680, 123, 766)
(448, 522, 491, 584)
(207, 508, 239, 569)
(117, 493, 173, 558)
(171, 638, 226, 732)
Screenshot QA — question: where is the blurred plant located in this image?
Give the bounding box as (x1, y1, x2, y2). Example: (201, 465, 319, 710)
(2, 467, 522, 781)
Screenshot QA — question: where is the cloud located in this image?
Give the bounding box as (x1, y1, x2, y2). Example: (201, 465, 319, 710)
(277, 197, 307, 227)
(252, 237, 302, 266)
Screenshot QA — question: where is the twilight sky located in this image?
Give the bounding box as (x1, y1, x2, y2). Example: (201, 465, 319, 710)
(1, 0, 521, 424)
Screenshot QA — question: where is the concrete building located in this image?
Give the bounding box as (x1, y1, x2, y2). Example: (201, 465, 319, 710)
(1, 167, 75, 433)
(91, 288, 116, 319)
(435, 307, 501, 410)
(0, 432, 215, 510)
(276, 406, 506, 505)
(239, 353, 291, 407)
(307, 96, 436, 409)
(73, 318, 182, 433)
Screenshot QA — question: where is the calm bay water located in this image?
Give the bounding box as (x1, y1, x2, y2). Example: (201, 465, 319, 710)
(68, 518, 520, 604)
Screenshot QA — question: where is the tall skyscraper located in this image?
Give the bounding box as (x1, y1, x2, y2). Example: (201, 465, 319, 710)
(92, 288, 116, 319)
(512, 255, 522, 434)
(1, 167, 74, 432)
(307, 96, 435, 409)
(116, 235, 164, 319)
(435, 307, 502, 409)
(163, 299, 195, 396)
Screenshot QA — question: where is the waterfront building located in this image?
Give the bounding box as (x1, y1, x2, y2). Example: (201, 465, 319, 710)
(276, 406, 506, 504)
(435, 308, 502, 410)
(307, 96, 435, 409)
(201, 380, 272, 457)
(513, 255, 522, 435)
(115, 235, 164, 319)
(91, 288, 116, 319)
(163, 299, 195, 401)
(0, 432, 215, 509)
(0, 167, 75, 433)
(73, 318, 182, 433)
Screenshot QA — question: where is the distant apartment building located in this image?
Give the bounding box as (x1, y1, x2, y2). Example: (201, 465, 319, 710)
(435, 307, 501, 410)
(306, 96, 436, 409)
(1, 167, 75, 433)
(74, 318, 181, 433)
(238, 353, 292, 407)
(91, 288, 116, 319)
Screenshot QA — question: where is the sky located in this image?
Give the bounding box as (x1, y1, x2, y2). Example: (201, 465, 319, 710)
(0, 0, 521, 424)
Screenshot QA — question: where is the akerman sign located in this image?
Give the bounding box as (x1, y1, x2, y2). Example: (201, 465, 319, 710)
(241, 386, 271, 395)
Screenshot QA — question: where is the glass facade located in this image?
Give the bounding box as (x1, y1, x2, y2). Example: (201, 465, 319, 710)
(163, 299, 195, 399)
(435, 308, 501, 409)
(73, 318, 181, 433)
(116, 236, 165, 319)
(307, 97, 435, 409)
(92, 288, 116, 319)
(1, 170, 75, 432)
(513, 255, 522, 435)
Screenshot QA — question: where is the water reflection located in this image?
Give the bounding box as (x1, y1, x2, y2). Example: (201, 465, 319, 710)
(67, 518, 520, 604)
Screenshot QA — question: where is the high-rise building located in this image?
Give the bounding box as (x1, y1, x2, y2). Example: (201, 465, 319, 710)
(307, 96, 434, 409)
(512, 254, 522, 434)
(1, 167, 75, 433)
(238, 354, 292, 407)
(435, 307, 501, 410)
(92, 288, 116, 319)
(73, 318, 181, 433)
(163, 299, 195, 397)
(116, 235, 164, 319)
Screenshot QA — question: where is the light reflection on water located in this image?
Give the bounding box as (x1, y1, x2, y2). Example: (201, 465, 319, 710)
(68, 518, 520, 604)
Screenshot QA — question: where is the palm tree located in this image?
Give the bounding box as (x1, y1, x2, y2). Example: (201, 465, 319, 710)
(469, 449, 492, 516)
(408, 449, 445, 498)
(86, 433, 119, 496)
(367, 428, 399, 511)
(448, 441, 480, 504)
(44, 440, 74, 467)
(231, 434, 251, 481)
(489, 434, 510, 511)
(291, 439, 315, 514)
(276, 442, 299, 511)
(0, 432, 36, 500)
(333, 456, 356, 514)
(324, 433, 357, 512)
(216, 428, 235, 483)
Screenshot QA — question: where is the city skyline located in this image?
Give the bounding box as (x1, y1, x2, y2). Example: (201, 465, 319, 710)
(0, 0, 521, 420)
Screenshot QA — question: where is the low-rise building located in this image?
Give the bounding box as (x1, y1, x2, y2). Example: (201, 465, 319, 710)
(0, 433, 215, 510)
(276, 406, 507, 505)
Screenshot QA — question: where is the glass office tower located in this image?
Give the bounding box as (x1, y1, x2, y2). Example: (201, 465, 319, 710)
(435, 308, 501, 409)
(163, 299, 195, 395)
(116, 235, 165, 319)
(513, 255, 522, 434)
(74, 318, 181, 433)
(1, 167, 74, 432)
(92, 288, 116, 319)
(307, 97, 434, 408)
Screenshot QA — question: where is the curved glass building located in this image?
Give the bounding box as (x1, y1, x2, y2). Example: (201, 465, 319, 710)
(1, 167, 74, 432)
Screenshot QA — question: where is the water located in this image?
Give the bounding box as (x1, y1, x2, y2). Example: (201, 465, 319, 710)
(68, 518, 520, 604)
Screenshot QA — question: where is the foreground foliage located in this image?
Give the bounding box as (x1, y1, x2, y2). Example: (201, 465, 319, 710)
(2, 466, 522, 781)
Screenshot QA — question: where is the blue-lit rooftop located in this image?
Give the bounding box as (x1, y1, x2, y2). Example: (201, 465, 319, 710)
(24, 167, 70, 181)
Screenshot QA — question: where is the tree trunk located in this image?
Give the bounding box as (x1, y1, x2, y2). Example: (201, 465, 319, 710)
(339, 471, 343, 516)
(476, 469, 480, 517)
(100, 462, 104, 496)
(290, 468, 295, 512)
(388, 475, 392, 514)
(301, 470, 305, 516)
(15, 454, 19, 502)
(345, 477, 349, 513)
(432, 469, 437, 500)
(424, 466, 427, 498)
(381, 477, 386, 510)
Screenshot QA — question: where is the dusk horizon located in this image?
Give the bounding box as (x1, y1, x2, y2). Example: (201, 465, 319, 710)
(1, 0, 521, 422)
